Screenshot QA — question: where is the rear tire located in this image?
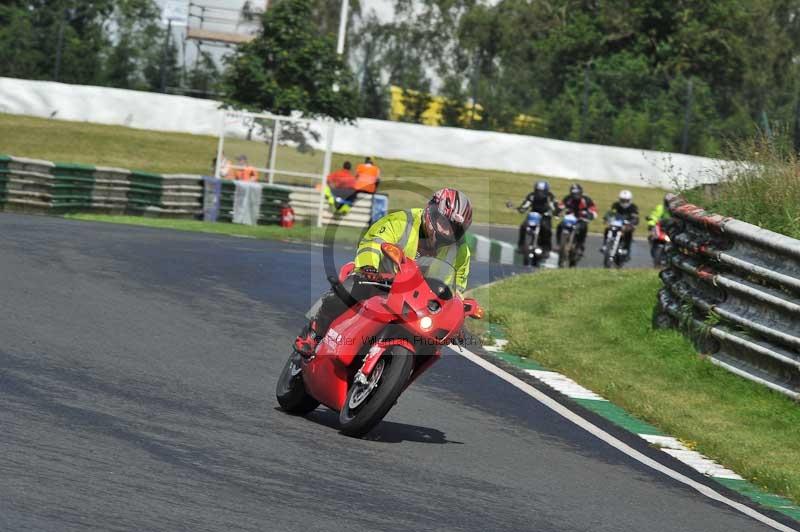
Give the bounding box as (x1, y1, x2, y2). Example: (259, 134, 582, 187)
(275, 351, 320, 415)
(652, 244, 666, 268)
(339, 346, 415, 438)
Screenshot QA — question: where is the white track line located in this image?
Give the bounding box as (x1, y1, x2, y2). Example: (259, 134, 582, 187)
(456, 346, 797, 532)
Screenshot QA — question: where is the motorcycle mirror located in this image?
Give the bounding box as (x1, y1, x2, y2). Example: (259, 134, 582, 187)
(381, 242, 405, 266)
(463, 298, 485, 319)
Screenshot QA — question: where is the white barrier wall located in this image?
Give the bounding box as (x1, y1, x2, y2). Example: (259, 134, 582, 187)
(0, 77, 723, 189)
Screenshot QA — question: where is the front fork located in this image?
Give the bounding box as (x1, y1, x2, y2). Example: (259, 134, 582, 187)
(353, 339, 416, 383)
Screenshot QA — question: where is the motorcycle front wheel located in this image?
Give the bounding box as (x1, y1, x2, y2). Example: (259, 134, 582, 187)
(275, 351, 320, 415)
(558, 234, 572, 268)
(339, 346, 415, 438)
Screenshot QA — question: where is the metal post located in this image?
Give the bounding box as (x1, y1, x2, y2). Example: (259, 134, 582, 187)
(793, 100, 800, 155)
(214, 113, 226, 179)
(315, 0, 348, 227)
(579, 62, 590, 142)
(267, 120, 280, 184)
(159, 19, 173, 93)
(319, 122, 335, 228)
(336, 0, 349, 55)
(681, 78, 694, 153)
(469, 50, 480, 127)
(761, 110, 773, 140)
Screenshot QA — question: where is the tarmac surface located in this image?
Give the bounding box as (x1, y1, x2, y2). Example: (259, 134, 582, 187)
(0, 213, 791, 532)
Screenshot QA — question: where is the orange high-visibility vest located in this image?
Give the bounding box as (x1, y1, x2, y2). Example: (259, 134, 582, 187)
(354, 163, 380, 193)
(236, 166, 259, 182)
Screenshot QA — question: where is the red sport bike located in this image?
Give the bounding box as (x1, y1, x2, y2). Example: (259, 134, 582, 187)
(275, 243, 484, 437)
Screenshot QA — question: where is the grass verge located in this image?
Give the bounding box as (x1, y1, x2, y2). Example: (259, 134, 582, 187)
(470, 268, 800, 504)
(0, 113, 666, 235)
(64, 214, 366, 246)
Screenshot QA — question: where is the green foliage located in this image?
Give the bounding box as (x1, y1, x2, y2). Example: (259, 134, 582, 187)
(222, 0, 358, 121)
(359, 0, 800, 156)
(0, 0, 169, 90)
(683, 129, 800, 239)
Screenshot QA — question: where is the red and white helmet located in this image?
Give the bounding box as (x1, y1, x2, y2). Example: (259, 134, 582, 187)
(423, 188, 473, 246)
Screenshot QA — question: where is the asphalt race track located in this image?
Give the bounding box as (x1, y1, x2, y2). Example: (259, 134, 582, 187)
(1, 213, 794, 532)
(471, 223, 653, 269)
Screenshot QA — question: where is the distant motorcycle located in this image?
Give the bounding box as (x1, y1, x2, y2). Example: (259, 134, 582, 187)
(649, 220, 670, 267)
(603, 216, 633, 269)
(507, 201, 548, 267)
(557, 212, 588, 268)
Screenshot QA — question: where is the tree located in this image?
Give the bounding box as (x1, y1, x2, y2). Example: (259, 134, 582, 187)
(102, 0, 163, 90)
(222, 0, 358, 121)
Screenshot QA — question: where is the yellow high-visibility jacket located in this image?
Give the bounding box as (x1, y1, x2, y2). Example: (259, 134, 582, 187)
(355, 208, 471, 293)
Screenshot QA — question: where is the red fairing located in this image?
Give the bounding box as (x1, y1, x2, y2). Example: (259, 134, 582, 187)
(299, 245, 479, 412)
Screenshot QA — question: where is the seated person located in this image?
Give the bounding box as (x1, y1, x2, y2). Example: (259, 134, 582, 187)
(354, 157, 380, 194)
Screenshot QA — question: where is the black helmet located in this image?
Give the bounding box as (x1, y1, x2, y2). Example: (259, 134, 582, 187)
(569, 183, 583, 199)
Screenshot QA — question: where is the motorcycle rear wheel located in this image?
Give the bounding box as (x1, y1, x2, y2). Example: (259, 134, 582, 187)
(652, 244, 666, 268)
(275, 351, 320, 415)
(339, 346, 415, 438)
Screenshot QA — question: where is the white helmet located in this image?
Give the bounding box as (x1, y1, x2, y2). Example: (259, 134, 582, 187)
(619, 190, 633, 207)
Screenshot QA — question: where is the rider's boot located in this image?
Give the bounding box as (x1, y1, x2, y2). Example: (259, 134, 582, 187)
(293, 321, 321, 359)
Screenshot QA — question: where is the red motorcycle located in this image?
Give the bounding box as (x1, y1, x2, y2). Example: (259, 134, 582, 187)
(275, 243, 484, 437)
(650, 220, 670, 267)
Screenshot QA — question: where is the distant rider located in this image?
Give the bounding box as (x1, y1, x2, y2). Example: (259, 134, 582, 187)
(293, 188, 473, 358)
(514, 180, 557, 255)
(600, 190, 639, 259)
(555, 184, 597, 256)
(646, 194, 671, 230)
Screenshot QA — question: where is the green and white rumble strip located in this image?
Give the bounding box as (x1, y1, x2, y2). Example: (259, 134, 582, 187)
(482, 325, 800, 523)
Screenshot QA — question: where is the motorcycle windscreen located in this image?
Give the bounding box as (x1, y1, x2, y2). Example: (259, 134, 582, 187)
(417, 256, 457, 300)
(527, 212, 542, 225)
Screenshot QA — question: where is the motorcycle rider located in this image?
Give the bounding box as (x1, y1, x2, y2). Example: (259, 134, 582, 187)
(293, 188, 473, 358)
(513, 180, 557, 256)
(555, 183, 597, 256)
(646, 194, 671, 229)
(600, 190, 639, 259)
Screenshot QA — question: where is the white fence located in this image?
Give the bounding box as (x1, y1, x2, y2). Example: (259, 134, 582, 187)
(0, 77, 723, 189)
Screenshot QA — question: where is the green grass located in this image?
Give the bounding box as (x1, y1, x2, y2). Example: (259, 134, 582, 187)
(683, 132, 800, 239)
(65, 214, 366, 246)
(471, 269, 800, 504)
(0, 113, 666, 235)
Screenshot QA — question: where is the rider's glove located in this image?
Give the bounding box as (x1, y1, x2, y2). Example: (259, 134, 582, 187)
(357, 266, 382, 282)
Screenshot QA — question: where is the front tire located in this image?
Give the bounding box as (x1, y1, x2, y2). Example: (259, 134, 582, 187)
(275, 351, 320, 415)
(339, 346, 415, 437)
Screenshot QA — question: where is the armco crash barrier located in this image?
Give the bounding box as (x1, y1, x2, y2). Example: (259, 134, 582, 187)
(0, 154, 203, 217)
(654, 194, 800, 399)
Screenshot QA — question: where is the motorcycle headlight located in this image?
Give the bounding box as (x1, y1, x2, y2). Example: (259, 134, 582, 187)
(419, 316, 433, 331)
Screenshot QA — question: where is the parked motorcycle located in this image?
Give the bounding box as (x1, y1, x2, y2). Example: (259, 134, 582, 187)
(603, 216, 633, 269)
(275, 243, 484, 437)
(649, 220, 670, 267)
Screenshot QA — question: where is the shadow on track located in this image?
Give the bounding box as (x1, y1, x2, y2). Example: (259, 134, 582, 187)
(298, 408, 464, 445)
